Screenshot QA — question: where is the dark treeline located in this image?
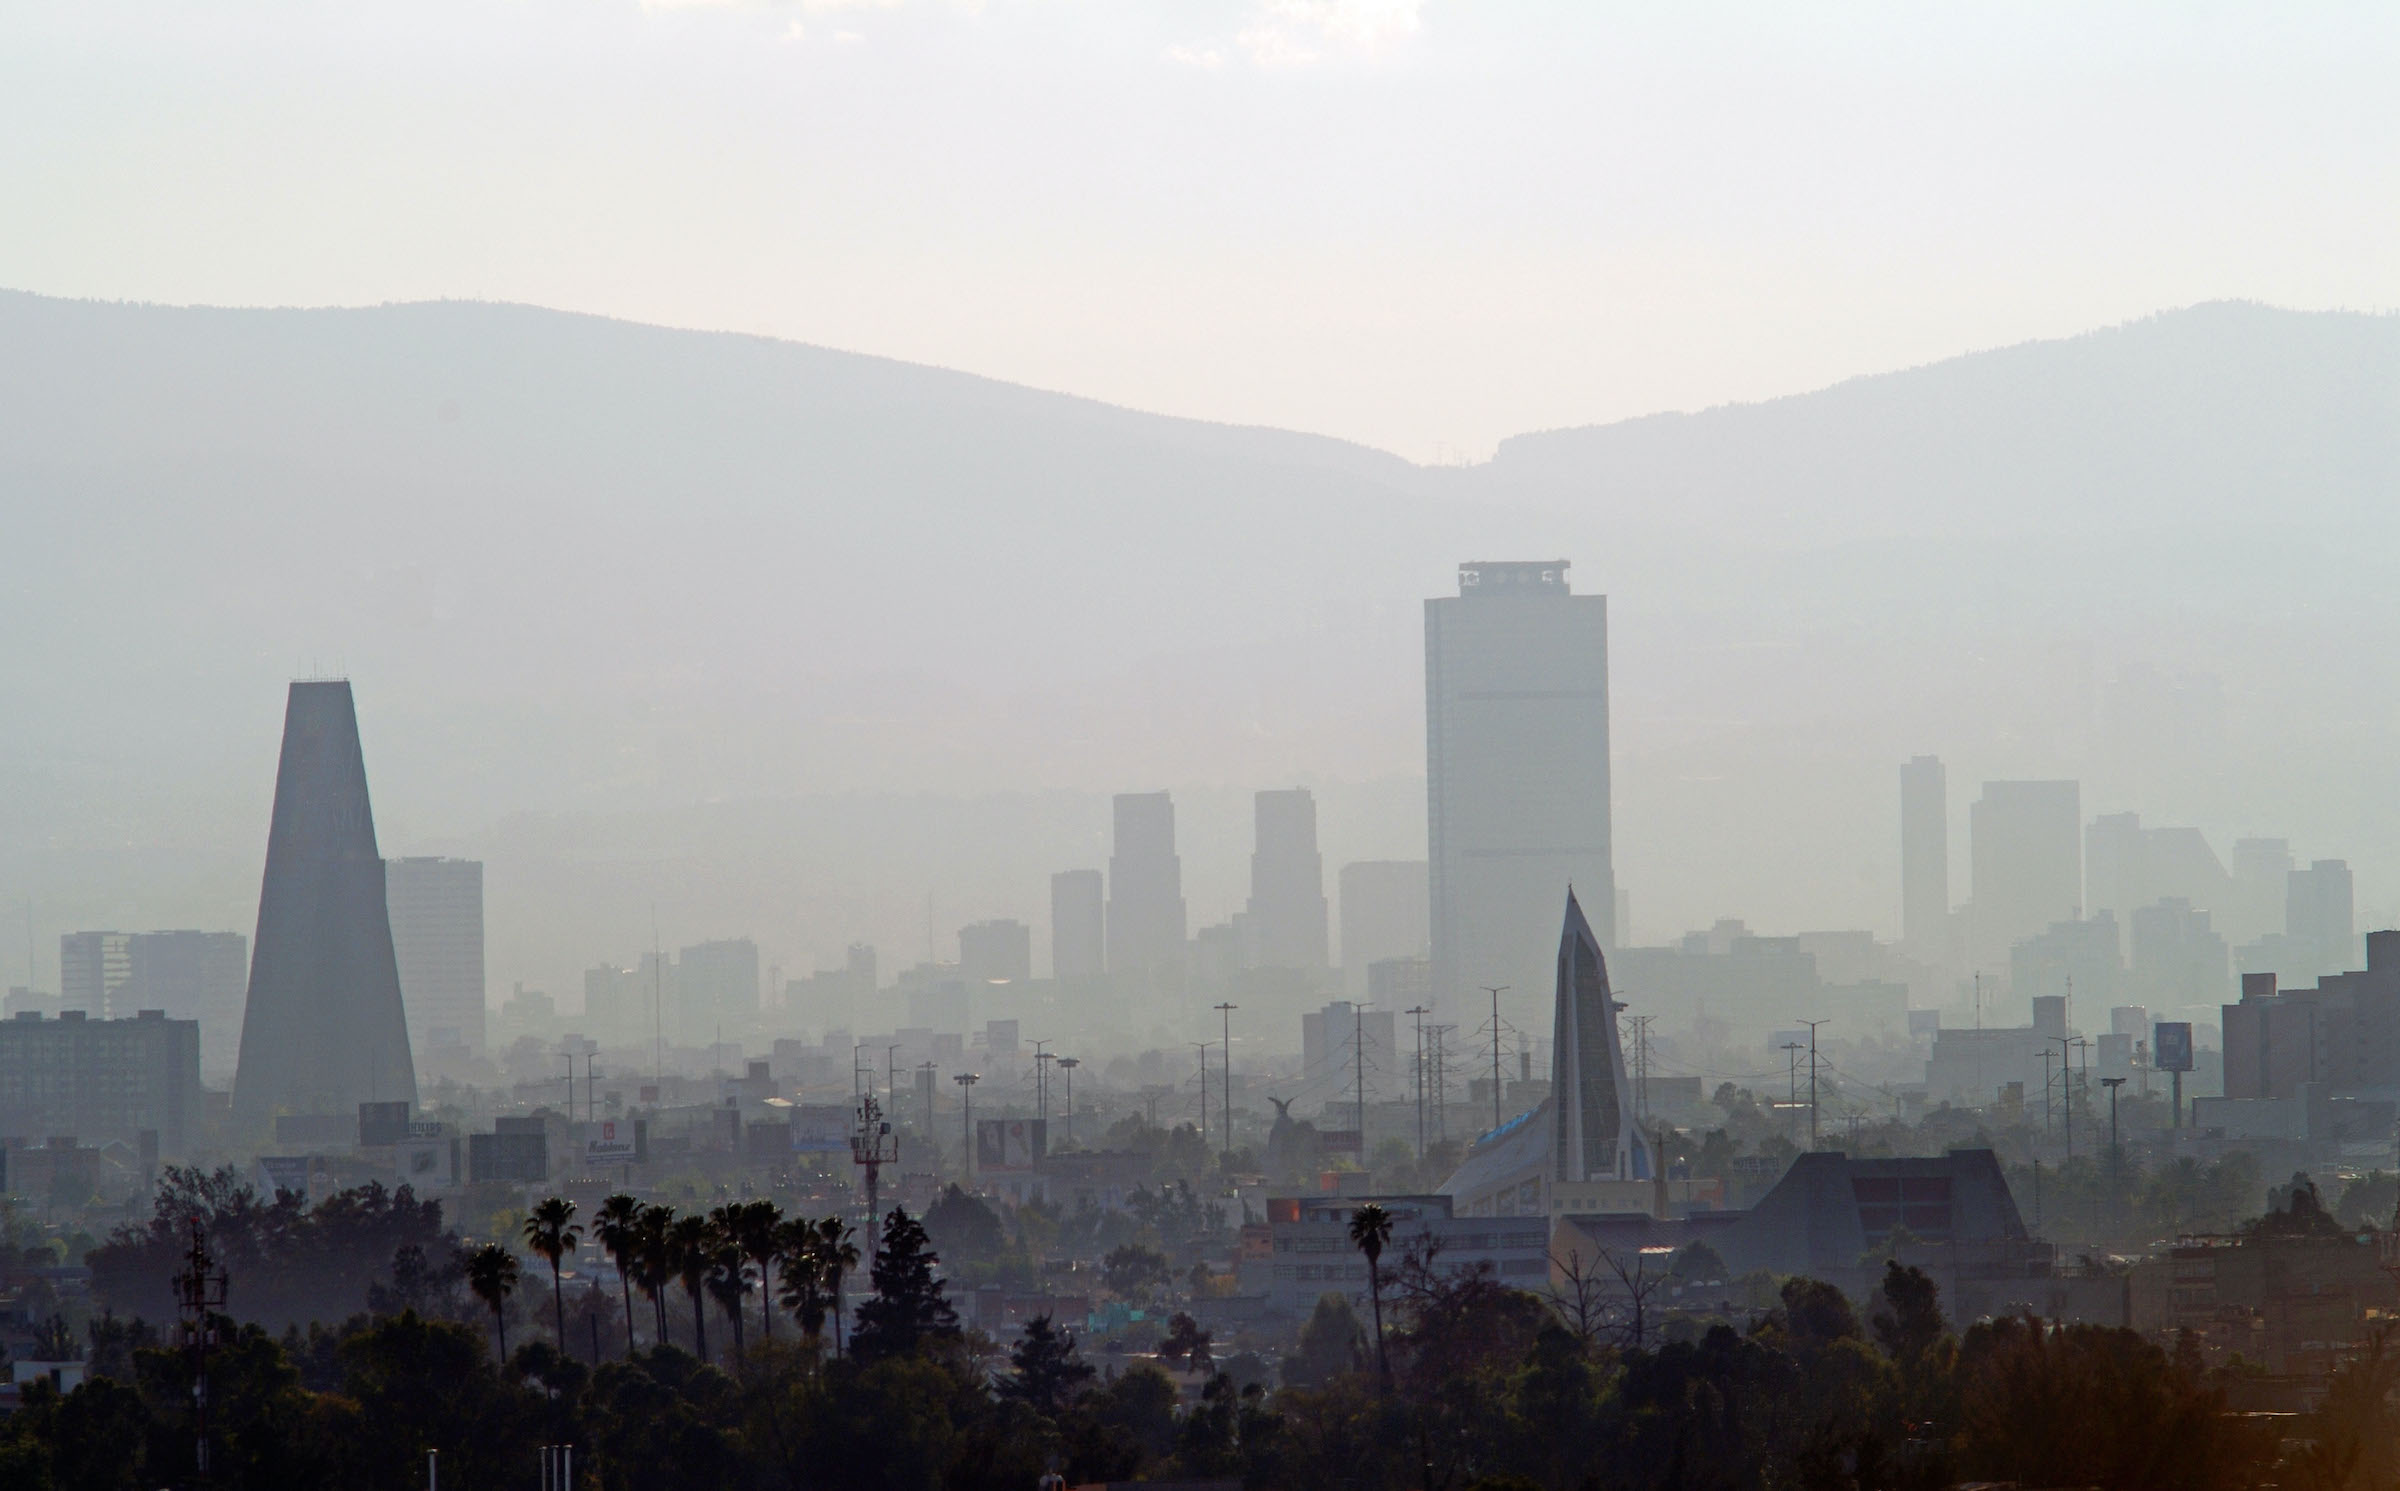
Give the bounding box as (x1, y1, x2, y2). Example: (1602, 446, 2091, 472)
(7, 1178, 2374, 1491)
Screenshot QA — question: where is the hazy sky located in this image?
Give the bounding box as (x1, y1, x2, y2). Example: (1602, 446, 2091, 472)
(4, 2, 2393, 459)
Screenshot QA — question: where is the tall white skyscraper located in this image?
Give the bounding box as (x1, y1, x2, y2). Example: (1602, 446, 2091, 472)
(386, 856, 486, 1057)
(1107, 791, 1187, 1000)
(1247, 788, 1329, 970)
(1426, 560, 1613, 1025)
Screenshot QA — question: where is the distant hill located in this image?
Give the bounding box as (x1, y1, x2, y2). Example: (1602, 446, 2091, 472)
(3, 290, 2396, 994)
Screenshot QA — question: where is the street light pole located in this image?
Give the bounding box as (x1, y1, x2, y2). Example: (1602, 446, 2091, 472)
(1058, 1057, 1078, 1146)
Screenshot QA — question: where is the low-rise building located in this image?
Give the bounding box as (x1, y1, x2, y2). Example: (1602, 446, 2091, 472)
(1261, 1192, 1549, 1317)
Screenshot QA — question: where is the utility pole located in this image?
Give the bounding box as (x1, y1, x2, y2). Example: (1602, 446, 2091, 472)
(1781, 1041, 1804, 1133)
(1406, 1005, 1429, 1158)
(1802, 1020, 1828, 1144)
(2102, 1076, 2127, 1233)
(1354, 1004, 1371, 1144)
(953, 1073, 979, 1184)
(2041, 1047, 2055, 1134)
(1058, 1057, 1079, 1146)
(2048, 1035, 2076, 1161)
(1629, 1015, 1654, 1124)
(1430, 1024, 1454, 1142)
(1193, 1041, 1212, 1142)
(1480, 986, 1509, 1133)
(1214, 1003, 1237, 1162)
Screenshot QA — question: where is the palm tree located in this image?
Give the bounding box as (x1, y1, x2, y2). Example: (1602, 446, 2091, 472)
(774, 1219, 827, 1342)
(638, 1204, 676, 1346)
(1348, 1202, 1394, 1383)
(594, 1193, 644, 1356)
(812, 1215, 861, 1357)
(705, 1231, 750, 1361)
(668, 1213, 716, 1361)
(729, 1199, 786, 1344)
(465, 1243, 521, 1362)
(522, 1196, 582, 1355)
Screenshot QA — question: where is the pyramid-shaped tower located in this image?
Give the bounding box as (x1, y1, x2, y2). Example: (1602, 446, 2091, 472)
(232, 681, 418, 1120)
(1549, 887, 1650, 1182)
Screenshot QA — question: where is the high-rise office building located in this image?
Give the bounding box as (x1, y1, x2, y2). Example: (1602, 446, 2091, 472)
(1339, 860, 1430, 996)
(2288, 859, 2355, 979)
(1106, 791, 1187, 999)
(1051, 870, 1105, 985)
(232, 681, 419, 1120)
(676, 939, 760, 1044)
(959, 919, 1033, 984)
(1899, 757, 1948, 955)
(120, 930, 248, 1082)
(387, 857, 486, 1058)
(1967, 780, 2081, 971)
(1246, 788, 1329, 971)
(1427, 560, 1613, 1025)
(59, 931, 131, 1018)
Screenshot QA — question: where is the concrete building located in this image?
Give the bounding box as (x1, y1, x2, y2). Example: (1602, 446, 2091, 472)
(1106, 791, 1187, 1001)
(959, 919, 1033, 985)
(1246, 788, 1329, 971)
(1557, 1149, 2047, 1321)
(0, 1009, 203, 1152)
(1260, 1192, 1549, 1317)
(1338, 860, 1429, 997)
(1427, 559, 1614, 1027)
(1050, 870, 1105, 985)
(2222, 932, 2400, 1101)
(386, 857, 486, 1058)
(117, 931, 248, 1083)
(1968, 781, 2081, 971)
(1899, 756, 1949, 957)
(232, 681, 419, 1120)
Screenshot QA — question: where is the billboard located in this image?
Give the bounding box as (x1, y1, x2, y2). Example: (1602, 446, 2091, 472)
(1319, 1129, 1364, 1154)
(2154, 1022, 2194, 1073)
(976, 1118, 1048, 1172)
(792, 1104, 852, 1154)
(585, 1119, 640, 1164)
